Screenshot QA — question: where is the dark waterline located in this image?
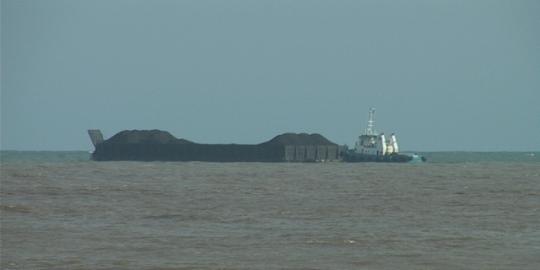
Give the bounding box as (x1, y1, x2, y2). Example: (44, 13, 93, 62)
(1, 150, 539, 164)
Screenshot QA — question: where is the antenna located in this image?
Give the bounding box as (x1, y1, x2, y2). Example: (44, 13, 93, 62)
(365, 108, 376, 135)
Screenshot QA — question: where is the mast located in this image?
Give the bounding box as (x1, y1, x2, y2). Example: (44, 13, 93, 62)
(365, 108, 376, 135)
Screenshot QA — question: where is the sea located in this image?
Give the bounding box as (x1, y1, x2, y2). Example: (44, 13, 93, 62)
(1, 151, 539, 270)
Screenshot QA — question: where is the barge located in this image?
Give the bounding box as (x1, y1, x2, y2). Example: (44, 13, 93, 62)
(88, 109, 424, 163)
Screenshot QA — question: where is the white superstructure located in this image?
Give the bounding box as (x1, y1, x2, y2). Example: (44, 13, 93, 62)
(354, 108, 399, 156)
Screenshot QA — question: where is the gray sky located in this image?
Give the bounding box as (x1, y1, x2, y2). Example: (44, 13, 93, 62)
(2, 0, 539, 151)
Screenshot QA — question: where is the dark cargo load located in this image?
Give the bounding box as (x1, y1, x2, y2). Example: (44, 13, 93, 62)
(89, 130, 339, 162)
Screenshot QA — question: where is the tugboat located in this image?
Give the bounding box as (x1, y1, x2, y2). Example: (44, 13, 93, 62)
(343, 108, 425, 163)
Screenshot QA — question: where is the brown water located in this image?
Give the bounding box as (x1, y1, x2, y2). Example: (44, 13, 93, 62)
(1, 161, 539, 269)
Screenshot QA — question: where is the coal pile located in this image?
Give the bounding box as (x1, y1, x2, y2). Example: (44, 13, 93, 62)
(262, 133, 336, 146)
(105, 130, 193, 144)
(91, 130, 338, 162)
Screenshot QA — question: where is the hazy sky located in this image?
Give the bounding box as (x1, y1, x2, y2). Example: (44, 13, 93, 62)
(2, 0, 539, 151)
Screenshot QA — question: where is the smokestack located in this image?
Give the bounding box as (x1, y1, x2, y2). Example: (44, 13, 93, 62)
(379, 133, 386, 156)
(391, 133, 399, 153)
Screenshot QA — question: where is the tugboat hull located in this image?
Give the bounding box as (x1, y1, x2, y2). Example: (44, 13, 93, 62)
(343, 152, 426, 163)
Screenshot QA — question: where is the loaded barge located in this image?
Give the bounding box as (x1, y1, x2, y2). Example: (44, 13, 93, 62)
(88, 130, 339, 162)
(88, 109, 424, 163)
